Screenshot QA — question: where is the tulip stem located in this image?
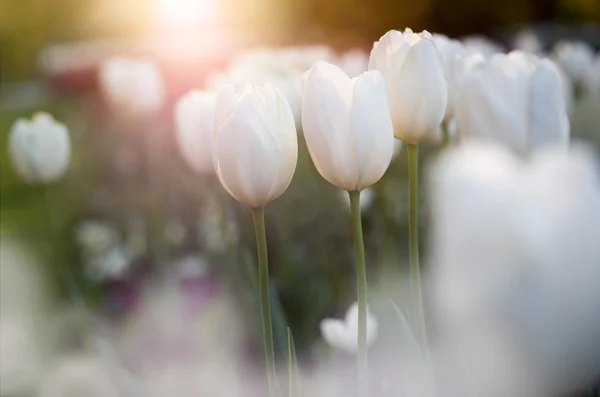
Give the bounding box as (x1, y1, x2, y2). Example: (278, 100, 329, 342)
(349, 190, 369, 397)
(252, 206, 278, 397)
(441, 122, 451, 146)
(407, 144, 428, 354)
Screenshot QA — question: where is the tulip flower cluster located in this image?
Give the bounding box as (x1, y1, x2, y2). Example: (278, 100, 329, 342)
(5, 25, 600, 397)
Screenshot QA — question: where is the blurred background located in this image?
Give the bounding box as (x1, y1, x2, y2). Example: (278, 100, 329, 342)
(1, 0, 599, 394)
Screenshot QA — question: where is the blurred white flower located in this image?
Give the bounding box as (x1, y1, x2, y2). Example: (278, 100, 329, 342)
(552, 40, 595, 86)
(585, 53, 600, 103)
(430, 142, 600, 396)
(369, 28, 448, 143)
(461, 35, 504, 58)
(512, 30, 542, 54)
(206, 45, 334, 124)
(86, 244, 133, 281)
(8, 112, 70, 184)
(338, 49, 370, 78)
(164, 219, 187, 246)
(213, 83, 298, 207)
(99, 57, 165, 116)
(39, 354, 119, 397)
(456, 51, 570, 156)
(76, 220, 120, 255)
(320, 302, 379, 353)
(174, 90, 217, 174)
(301, 62, 394, 191)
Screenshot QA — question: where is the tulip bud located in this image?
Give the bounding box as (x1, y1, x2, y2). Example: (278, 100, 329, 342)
(456, 51, 570, 156)
(369, 29, 448, 143)
(213, 82, 298, 207)
(99, 57, 165, 116)
(320, 302, 379, 353)
(174, 90, 216, 174)
(8, 113, 71, 184)
(301, 62, 394, 191)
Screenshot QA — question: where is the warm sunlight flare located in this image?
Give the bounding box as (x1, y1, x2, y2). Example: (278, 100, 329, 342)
(156, 0, 218, 28)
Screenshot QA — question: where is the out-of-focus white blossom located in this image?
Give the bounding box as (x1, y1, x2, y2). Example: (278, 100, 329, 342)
(512, 30, 543, 54)
(213, 83, 298, 207)
(320, 302, 379, 353)
(301, 62, 394, 191)
(585, 54, 600, 103)
(461, 35, 504, 58)
(369, 29, 448, 143)
(552, 40, 595, 86)
(99, 57, 165, 116)
(86, 244, 134, 281)
(8, 112, 71, 185)
(174, 90, 217, 174)
(197, 195, 239, 253)
(337, 49, 370, 78)
(456, 51, 570, 156)
(76, 220, 120, 255)
(206, 46, 335, 124)
(429, 142, 600, 396)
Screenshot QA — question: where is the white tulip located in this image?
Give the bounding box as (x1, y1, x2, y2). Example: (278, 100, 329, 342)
(552, 40, 595, 86)
(174, 90, 216, 174)
(338, 49, 370, 78)
(512, 30, 542, 54)
(585, 54, 600, 103)
(456, 51, 570, 156)
(461, 35, 503, 58)
(430, 142, 600, 396)
(213, 82, 298, 207)
(369, 29, 448, 143)
(301, 62, 394, 191)
(8, 112, 70, 184)
(320, 302, 379, 353)
(99, 57, 165, 116)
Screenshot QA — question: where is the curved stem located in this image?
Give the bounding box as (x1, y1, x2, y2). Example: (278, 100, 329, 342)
(349, 190, 368, 397)
(407, 144, 428, 355)
(252, 206, 278, 397)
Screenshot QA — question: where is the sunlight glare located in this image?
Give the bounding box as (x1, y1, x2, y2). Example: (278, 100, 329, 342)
(156, 0, 218, 27)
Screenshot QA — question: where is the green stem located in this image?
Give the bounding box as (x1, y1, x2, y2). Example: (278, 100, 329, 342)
(252, 206, 278, 397)
(441, 122, 450, 147)
(349, 190, 368, 397)
(407, 144, 428, 354)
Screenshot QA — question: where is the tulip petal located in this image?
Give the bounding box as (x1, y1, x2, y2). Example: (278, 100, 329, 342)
(301, 62, 358, 190)
(215, 94, 279, 207)
(392, 39, 447, 143)
(349, 70, 394, 190)
(527, 59, 570, 151)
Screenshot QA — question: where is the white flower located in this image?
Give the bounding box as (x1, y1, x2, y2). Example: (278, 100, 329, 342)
(338, 49, 370, 78)
(301, 62, 394, 191)
(213, 82, 298, 207)
(76, 220, 120, 255)
(552, 40, 595, 85)
(174, 90, 217, 174)
(369, 28, 448, 143)
(430, 142, 600, 396)
(456, 51, 570, 156)
(512, 30, 542, 54)
(433, 34, 486, 123)
(8, 112, 70, 184)
(86, 244, 133, 281)
(99, 57, 165, 116)
(461, 35, 503, 58)
(320, 302, 379, 353)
